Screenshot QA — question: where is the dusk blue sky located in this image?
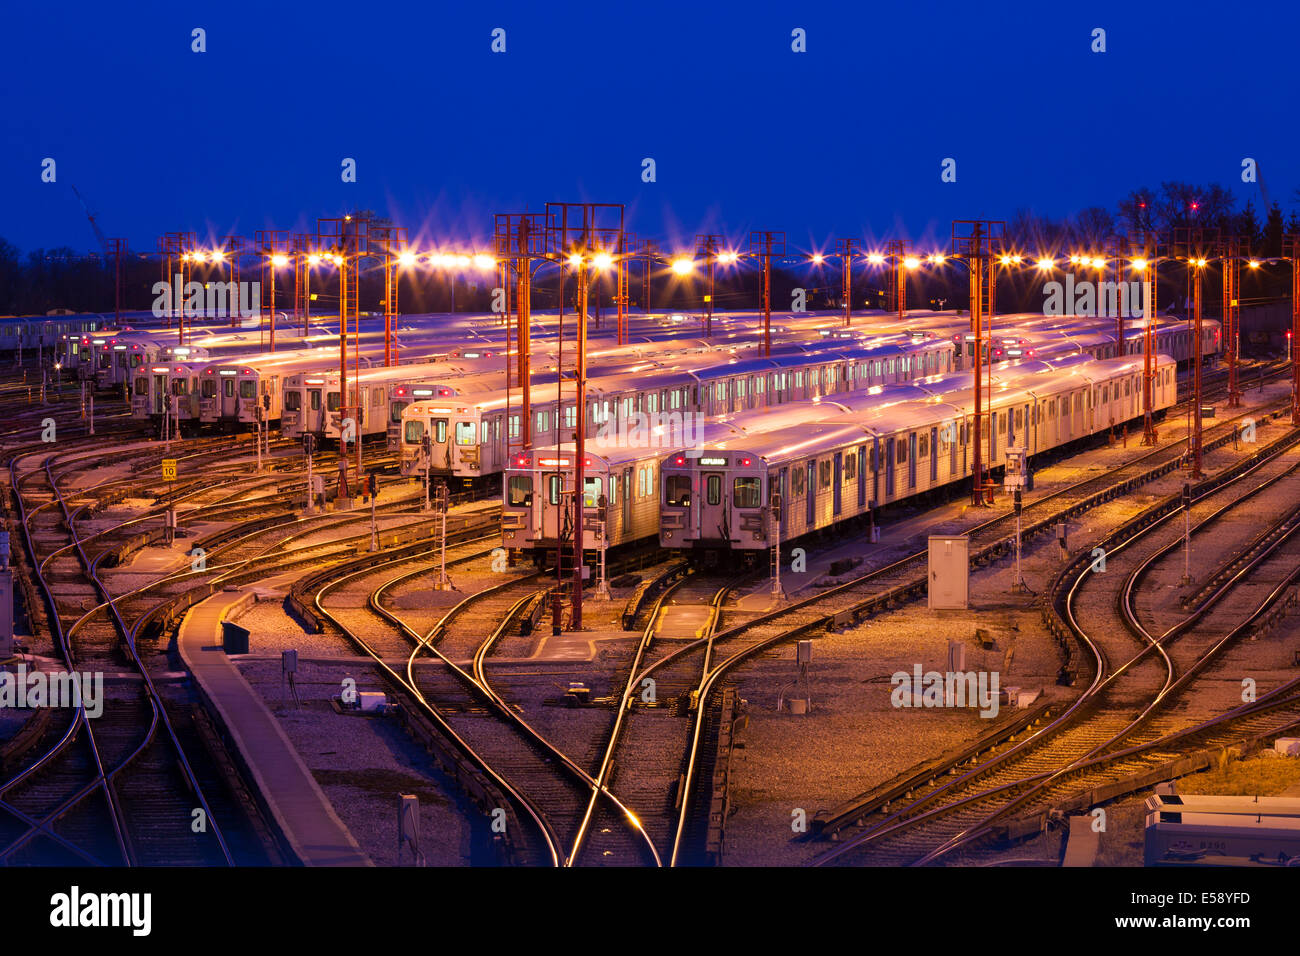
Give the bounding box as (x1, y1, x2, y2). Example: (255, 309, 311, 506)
(4, 0, 1297, 256)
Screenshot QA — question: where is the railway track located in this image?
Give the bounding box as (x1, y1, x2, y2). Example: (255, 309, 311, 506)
(0, 453, 237, 866)
(808, 428, 1300, 865)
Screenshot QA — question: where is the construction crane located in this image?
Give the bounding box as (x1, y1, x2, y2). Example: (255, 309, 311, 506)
(71, 184, 110, 257)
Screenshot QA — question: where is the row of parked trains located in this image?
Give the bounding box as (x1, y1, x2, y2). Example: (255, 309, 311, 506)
(17, 308, 1222, 567)
(497, 346, 1185, 560)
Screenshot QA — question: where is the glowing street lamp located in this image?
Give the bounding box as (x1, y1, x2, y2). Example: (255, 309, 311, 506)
(1036, 257, 1055, 272)
(671, 257, 694, 276)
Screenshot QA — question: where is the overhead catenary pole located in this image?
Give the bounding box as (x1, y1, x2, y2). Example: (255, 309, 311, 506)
(1191, 257, 1205, 478)
(1222, 235, 1242, 408)
(837, 237, 858, 326)
(1288, 234, 1300, 427)
(1140, 234, 1159, 446)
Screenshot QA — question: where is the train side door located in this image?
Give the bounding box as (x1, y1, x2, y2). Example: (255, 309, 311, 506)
(701, 471, 727, 541)
(778, 467, 788, 527)
(930, 426, 939, 483)
(153, 373, 167, 415)
(857, 446, 866, 507)
(908, 432, 917, 489)
(989, 411, 997, 462)
(805, 461, 815, 525)
(621, 468, 632, 531)
(832, 452, 843, 516)
(885, 437, 896, 498)
(872, 438, 880, 505)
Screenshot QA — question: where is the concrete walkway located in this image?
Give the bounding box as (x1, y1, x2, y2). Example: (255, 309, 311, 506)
(178, 589, 372, 866)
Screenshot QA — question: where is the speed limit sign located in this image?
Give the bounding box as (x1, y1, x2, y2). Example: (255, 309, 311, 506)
(161, 458, 177, 482)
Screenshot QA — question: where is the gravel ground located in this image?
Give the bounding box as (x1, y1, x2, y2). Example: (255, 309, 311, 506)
(237, 656, 480, 865)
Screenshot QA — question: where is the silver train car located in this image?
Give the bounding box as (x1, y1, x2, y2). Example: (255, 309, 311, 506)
(658, 353, 1179, 554)
(401, 336, 959, 484)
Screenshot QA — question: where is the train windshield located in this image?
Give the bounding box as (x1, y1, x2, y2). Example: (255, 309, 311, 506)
(201, 379, 216, 398)
(284, 391, 301, 411)
(390, 401, 407, 423)
(583, 477, 601, 507)
(665, 475, 691, 507)
(507, 476, 532, 506)
(455, 421, 476, 446)
(133, 378, 148, 395)
(327, 392, 341, 412)
(239, 381, 256, 399)
(733, 477, 761, 508)
(404, 420, 424, 444)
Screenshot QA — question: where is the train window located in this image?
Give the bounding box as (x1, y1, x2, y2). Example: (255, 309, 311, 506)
(735, 380, 746, 398)
(794, 372, 803, 387)
(845, 454, 857, 479)
(509, 415, 521, 439)
(715, 383, 725, 400)
(536, 411, 548, 433)
(1014, 409, 1023, 429)
(791, 468, 805, 496)
(918, 436, 928, 459)
(1102, 386, 1109, 403)
(455, 422, 476, 446)
(896, 441, 907, 464)
(373, 389, 385, 407)
(223, 379, 235, 398)
(309, 390, 321, 411)
(285, 391, 302, 411)
(130, 354, 143, 368)
(133, 379, 148, 395)
(494, 419, 502, 440)
(819, 460, 832, 487)
(672, 391, 683, 409)
(583, 477, 601, 507)
(706, 475, 721, 506)
(665, 475, 691, 507)
(435, 420, 448, 443)
(390, 401, 406, 423)
(404, 420, 424, 444)
(648, 393, 658, 413)
(507, 476, 532, 506)
(733, 477, 761, 509)
(172, 379, 187, 396)
(1124, 379, 1131, 395)
(564, 406, 576, 428)
(481, 421, 489, 443)
(547, 475, 561, 506)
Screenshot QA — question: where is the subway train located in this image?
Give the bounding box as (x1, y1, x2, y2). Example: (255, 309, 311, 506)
(401, 335, 959, 485)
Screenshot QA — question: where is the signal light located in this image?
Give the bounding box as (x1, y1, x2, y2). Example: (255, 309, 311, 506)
(740, 457, 752, 466)
(673, 456, 685, 466)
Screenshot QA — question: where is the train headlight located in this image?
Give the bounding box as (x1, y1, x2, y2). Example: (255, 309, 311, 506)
(664, 532, 673, 540)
